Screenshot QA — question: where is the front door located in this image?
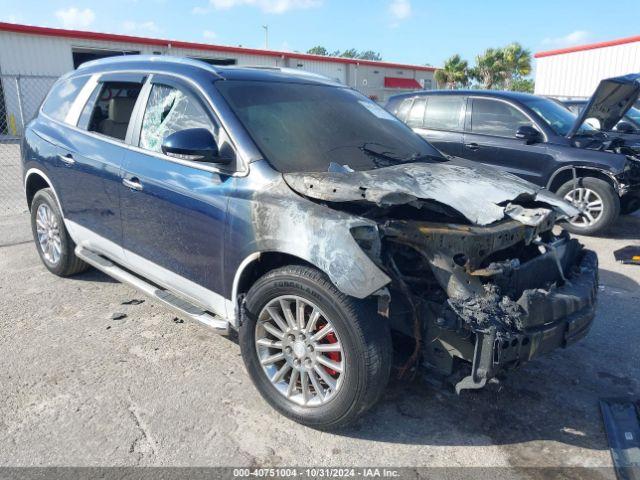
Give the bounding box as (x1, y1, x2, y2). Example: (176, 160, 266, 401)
(462, 97, 554, 185)
(120, 75, 233, 315)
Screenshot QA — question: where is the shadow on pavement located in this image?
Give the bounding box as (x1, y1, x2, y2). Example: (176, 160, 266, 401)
(590, 211, 640, 241)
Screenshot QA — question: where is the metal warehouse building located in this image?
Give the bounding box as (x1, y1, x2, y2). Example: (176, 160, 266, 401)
(534, 34, 640, 98)
(0, 22, 437, 136)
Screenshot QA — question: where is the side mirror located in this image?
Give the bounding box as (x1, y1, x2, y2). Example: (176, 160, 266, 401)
(161, 128, 229, 164)
(615, 121, 637, 134)
(515, 125, 542, 144)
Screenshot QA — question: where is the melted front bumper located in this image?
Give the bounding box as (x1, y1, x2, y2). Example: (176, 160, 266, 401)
(454, 250, 598, 393)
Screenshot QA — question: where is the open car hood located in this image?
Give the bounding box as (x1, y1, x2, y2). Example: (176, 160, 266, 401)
(568, 73, 640, 138)
(283, 159, 579, 227)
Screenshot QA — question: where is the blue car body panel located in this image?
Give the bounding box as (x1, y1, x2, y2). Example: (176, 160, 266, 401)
(120, 148, 231, 294)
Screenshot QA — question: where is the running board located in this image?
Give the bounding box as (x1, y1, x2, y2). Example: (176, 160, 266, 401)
(75, 247, 229, 335)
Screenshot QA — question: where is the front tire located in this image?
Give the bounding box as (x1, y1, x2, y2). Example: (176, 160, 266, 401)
(239, 265, 392, 430)
(30, 188, 88, 277)
(556, 177, 620, 235)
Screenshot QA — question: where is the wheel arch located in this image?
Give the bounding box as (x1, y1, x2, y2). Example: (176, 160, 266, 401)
(232, 251, 316, 306)
(547, 166, 621, 195)
(24, 168, 63, 213)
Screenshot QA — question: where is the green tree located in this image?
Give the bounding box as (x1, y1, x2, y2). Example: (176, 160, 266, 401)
(434, 54, 469, 89)
(503, 42, 532, 89)
(358, 50, 382, 61)
(340, 48, 359, 58)
(470, 48, 506, 90)
(511, 78, 535, 93)
(307, 46, 329, 56)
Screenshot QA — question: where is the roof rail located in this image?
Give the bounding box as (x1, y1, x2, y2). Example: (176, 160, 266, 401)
(77, 54, 224, 78)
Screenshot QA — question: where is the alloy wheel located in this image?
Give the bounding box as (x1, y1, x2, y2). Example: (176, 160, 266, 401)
(35, 203, 62, 264)
(255, 295, 344, 407)
(564, 187, 604, 228)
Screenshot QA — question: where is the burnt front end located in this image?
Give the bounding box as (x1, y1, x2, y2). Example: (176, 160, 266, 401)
(380, 216, 598, 392)
(283, 161, 598, 392)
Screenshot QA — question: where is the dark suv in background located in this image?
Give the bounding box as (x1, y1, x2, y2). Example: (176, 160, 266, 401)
(386, 75, 640, 235)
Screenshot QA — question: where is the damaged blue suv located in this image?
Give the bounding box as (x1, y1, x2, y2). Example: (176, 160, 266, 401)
(22, 56, 598, 429)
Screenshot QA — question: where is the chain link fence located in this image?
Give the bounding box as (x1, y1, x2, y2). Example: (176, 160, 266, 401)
(0, 74, 58, 216)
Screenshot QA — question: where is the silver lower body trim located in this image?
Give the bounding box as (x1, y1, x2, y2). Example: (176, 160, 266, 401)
(75, 246, 229, 334)
(64, 219, 235, 325)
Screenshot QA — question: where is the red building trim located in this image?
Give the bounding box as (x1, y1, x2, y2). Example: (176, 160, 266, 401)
(535, 34, 640, 58)
(0, 22, 438, 72)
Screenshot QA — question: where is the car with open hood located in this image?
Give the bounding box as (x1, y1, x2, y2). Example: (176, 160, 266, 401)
(386, 74, 640, 235)
(561, 98, 640, 140)
(23, 55, 597, 429)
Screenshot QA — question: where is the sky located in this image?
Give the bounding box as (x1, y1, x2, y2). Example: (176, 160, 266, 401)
(1, 0, 639, 68)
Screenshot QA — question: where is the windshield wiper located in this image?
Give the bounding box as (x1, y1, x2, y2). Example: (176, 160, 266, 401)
(359, 144, 405, 167)
(360, 143, 444, 166)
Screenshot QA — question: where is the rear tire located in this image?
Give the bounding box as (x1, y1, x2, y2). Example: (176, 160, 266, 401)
(239, 265, 392, 430)
(556, 177, 619, 235)
(30, 188, 89, 277)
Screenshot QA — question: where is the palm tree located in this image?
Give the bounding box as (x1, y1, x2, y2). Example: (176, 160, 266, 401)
(434, 54, 469, 89)
(470, 48, 506, 90)
(503, 42, 532, 89)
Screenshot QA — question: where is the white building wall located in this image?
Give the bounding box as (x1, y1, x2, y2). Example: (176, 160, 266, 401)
(0, 29, 436, 132)
(288, 58, 347, 84)
(535, 41, 640, 98)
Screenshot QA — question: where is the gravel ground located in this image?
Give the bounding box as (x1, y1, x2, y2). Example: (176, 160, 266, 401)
(0, 207, 639, 477)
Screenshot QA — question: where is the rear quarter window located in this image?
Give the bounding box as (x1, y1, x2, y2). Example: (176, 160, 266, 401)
(423, 96, 465, 131)
(41, 76, 89, 123)
(396, 98, 413, 121)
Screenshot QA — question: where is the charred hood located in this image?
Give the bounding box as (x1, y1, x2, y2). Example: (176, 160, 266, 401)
(283, 159, 579, 226)
(568, 73, 640, 138)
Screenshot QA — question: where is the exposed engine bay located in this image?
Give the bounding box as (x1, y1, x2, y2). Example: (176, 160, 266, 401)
(283, 160, 599, 393)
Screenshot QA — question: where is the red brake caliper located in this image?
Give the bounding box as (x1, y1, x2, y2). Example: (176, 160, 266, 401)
(319, 325, 341, 377)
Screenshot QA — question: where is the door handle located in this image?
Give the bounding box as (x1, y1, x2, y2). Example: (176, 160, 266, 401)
(122, 177, 143, 191)
(465, 143, 480, 151)
(57, 153, 76, 165)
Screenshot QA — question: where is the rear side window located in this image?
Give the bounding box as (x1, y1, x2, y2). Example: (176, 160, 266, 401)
(78, 81, 143, 141)
(423, 96, 465, 131)
(406, 97, 427, 128)
(470, 98, 532, 137)
(395, 98, 413, 121)
(139, 83, 215, 153)
(41, 76, 89, 123)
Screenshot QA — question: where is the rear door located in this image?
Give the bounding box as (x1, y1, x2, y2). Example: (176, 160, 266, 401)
(413, 95, 466, 156)
(120, 74, 234, 315)
(53, 73, 145, 251)
(462, 97, 553, 185)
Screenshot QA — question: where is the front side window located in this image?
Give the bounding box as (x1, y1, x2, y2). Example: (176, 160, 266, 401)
(79, 81, 142, 140)
(139, 84, 214, 153)
(41, 75, 89, 123)
(406, 97, 426, 128)
(216, 80, 444, 173)
(423, 96, 465, 131)
(520, 97, 596, 136)
(470, 98, 532, 137)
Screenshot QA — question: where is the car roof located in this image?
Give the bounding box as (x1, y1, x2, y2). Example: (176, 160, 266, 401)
(70, 54, 343, 87)
(387, 89, 542, 104)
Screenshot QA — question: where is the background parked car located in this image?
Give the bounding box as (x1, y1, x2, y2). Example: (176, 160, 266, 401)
(386, 81, 640, 235)
(560, 99, 640, 140)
